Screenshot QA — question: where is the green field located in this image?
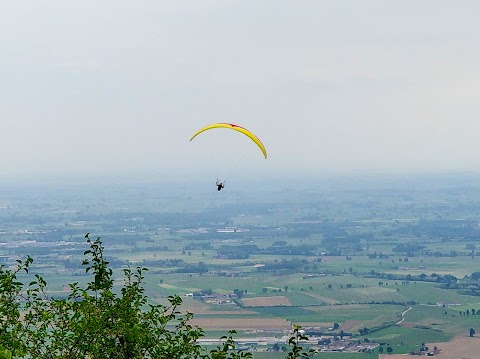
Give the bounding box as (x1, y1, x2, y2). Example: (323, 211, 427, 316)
(5, 176, 480, 356)
(362, 326, 452, 354)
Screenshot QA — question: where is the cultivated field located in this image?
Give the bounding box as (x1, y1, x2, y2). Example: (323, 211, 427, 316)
(5, 176, 480, 357)
(242, 296, 291, 307)
(380, 335, 480, 359)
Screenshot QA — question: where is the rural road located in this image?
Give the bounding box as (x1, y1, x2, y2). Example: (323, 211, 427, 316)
(396, 306, 412, 324)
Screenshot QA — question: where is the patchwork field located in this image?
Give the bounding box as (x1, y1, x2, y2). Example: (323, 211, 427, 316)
(242, 296, 291, 307)
(6, 176, 480, 357)
(380, 335, 480, 359)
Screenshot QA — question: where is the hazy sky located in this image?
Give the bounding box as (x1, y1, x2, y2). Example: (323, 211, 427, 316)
(1, 1, 479, 182)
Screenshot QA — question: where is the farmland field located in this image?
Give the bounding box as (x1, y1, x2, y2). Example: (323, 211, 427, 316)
(3, 175, 480, 357)
(242, 296, 292, 307)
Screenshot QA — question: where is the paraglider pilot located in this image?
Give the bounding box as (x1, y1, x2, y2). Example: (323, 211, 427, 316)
(216, 179, 225, 191)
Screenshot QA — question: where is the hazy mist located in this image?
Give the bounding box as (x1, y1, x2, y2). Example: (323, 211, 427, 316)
(1, 1, 479, 182)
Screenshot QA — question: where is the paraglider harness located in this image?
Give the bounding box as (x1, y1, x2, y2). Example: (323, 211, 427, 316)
(216, 179, 225, 191)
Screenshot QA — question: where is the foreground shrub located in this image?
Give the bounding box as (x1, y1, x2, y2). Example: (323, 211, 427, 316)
(0, 234, 314, 358)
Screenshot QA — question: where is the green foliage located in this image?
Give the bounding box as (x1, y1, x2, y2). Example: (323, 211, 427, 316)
(208, 330, 253, 359)
(0, 346, 12, 359)
(284, 325, 317, 359)
(0, 234, 315, 359)
(0, 234, 207, 358)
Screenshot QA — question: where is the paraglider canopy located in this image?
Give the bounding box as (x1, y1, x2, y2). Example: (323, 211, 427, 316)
(190, 123, 267, 159)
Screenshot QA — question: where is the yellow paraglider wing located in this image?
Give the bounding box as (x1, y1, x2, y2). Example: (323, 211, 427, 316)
(190, 123, 267, 159)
